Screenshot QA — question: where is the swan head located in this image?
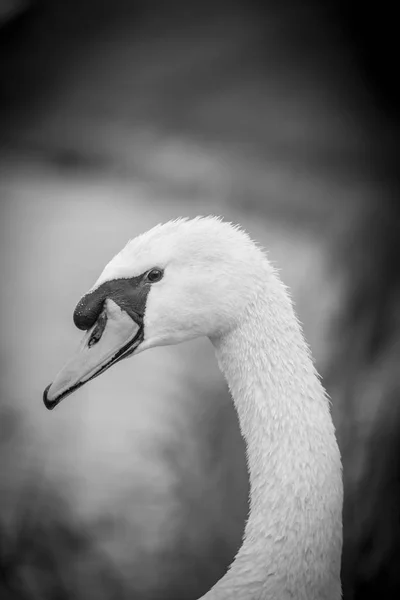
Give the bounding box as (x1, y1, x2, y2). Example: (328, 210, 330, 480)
(43, 216, 264, 409)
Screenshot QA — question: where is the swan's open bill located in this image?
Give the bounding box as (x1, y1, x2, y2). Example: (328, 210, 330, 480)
(43, 299, 142, 409)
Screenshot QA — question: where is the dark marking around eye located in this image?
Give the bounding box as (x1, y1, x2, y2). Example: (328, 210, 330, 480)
(73, 270, 160, 332)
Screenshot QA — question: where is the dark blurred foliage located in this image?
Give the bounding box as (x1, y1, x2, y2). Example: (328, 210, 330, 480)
(327, 199, 400, 600)
(1, 1, 400, 599)
(324, 3, 400, 599)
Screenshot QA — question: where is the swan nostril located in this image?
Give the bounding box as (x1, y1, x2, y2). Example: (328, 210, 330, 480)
(87, 311, 107, 347)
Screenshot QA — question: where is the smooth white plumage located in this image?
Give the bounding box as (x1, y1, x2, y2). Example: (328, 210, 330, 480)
(45, 216, 343, 599)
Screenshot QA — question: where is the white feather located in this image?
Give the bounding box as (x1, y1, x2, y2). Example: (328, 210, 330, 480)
(91, 216, 343, 599)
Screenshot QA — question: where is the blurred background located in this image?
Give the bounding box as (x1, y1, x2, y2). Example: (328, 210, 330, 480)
(1, 0, 399, 598)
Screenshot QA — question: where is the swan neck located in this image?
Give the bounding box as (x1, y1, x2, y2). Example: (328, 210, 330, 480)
(201, 275, 342, 600)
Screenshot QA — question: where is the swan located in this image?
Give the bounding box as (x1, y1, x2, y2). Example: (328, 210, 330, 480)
(43, 216, 343, 599)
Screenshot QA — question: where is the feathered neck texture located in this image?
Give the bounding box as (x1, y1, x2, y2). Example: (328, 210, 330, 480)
(201, 263, 343, 600)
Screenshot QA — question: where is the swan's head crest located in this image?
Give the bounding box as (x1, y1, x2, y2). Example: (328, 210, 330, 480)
(43, 216, 264, 409)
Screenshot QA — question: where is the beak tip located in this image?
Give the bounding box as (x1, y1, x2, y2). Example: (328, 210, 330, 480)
(43, 383, 59, 411)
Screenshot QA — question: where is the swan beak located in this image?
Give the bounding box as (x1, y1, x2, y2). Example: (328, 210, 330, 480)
(43, 299, 143, 410)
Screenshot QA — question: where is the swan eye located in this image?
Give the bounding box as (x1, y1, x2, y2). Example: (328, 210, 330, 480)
(146, 268, 163, 283)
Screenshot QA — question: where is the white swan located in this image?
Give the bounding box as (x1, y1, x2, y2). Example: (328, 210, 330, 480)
(43, 216, 343, 600)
